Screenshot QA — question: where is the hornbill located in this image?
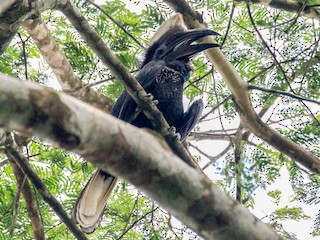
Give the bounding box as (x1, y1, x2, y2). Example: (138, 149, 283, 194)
(72, 25, 219, 233)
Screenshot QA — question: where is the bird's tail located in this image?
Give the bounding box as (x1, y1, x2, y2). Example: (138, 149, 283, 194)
(72, 170, 117, 233)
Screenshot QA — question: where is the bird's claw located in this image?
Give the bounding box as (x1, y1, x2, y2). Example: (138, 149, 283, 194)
(143, 93, 154, 102)
(134, 94, 158, 118)
(167, 126, 181, 140)
(143, 93, 158, 105)
(168, 126, 176, 133)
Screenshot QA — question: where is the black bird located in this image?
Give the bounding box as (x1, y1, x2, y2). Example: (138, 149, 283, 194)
(72, 26, 219, 233)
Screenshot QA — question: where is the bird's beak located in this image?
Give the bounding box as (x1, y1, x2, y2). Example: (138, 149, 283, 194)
(163, 29, 220, 62)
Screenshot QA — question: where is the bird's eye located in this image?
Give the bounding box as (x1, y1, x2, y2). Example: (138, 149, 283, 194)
(157, 49, 163, 55)
(155, 46, 165, 58)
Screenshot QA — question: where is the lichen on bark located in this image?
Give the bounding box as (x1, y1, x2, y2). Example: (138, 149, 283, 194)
(29, 88, 80, 149)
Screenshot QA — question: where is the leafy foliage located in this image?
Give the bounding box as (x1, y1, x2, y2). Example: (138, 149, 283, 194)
(0, 0, 319, 239)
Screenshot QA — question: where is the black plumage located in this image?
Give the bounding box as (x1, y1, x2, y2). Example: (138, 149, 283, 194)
(112, 27, 218, 139)
(72, 26, 219, 233)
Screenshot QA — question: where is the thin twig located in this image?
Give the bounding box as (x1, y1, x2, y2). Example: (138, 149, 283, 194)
(199, 96, 231, 122)
(201, 143, 233, 170)
(246, 3, 293, 92)
(9, 175, 27, 236)
(86, 0, 146, 50)
(248, 85, 320, 105)
(119, 193, 140, 236)
(212, 72, 233, 146)
(153, 0, 166, 22)
(221, 1, 236, 47)
(116, 207, 159, 240)
(247, 3, 320, 126)
(284, 1, 307, 33)
(184, 68, 213, 90)
(199, 43, 314, 123)
(4, 133, 88, 240)
(167, 214, 181, 239)
(17, 32, 28, 80)
(150, 201, 155, 227)
(0, 158, 9, 167)
(234, 126, 243, 203)
(83, 69, 139, 89)
(0, 153, 41, 168)
(231, 20, 254, 34)
(298, 37, 320, 93)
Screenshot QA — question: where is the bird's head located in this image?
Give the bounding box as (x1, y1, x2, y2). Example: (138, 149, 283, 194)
(141, 27, 219, 67)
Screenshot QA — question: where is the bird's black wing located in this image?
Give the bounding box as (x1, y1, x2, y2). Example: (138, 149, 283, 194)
(111, 60, 165, 122)
(176, 99, 204, 141)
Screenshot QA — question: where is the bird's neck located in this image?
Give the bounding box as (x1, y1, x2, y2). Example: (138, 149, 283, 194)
(166, 60, 191, 82)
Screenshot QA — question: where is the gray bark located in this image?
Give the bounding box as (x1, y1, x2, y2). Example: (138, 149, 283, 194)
(0, 72, 280, 240)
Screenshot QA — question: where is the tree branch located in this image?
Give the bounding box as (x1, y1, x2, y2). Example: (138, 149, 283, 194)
(86, 0, 146, 50)
(246, 3, 320, 126)
(221, 1, 236, 47)
(9, 165, 25, 237)
(9, 157, 45, 240)
(58, 1, 200, 170)
(0, 0, 16, 15)
(234, 127, 243, 203)
(248, 85, 320, 105)
(189, 132, 235, 141)
(235, 0, 320, 21)
(116, 207, 159, 240)
(0, 72, 280, 240)
(164, 0, 320, 174)
(22, 16, 114, 113)
(0, 0, 68, 55)
(2, 132, 88, 240)
(0, 158, 9, 167)
(189, 142, 232, 170)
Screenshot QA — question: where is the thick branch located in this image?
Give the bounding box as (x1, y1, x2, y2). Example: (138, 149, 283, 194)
(164, 1, 320, 174)
(58, 1, 199, 170)
(22, 16, 113, 113)
(0, 0, 16, 15)
(59, 0, 168, 132)
(0, 0, 28, 54)
(235, 0, 320, 21)
(0, 0, 68, 55)
(0, 73, 280, 240)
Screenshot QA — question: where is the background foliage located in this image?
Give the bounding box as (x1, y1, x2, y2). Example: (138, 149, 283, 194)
(0, 0, 319, 239)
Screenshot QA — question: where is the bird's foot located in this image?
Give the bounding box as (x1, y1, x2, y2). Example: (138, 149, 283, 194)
(166, 126, 181, 141)
(143, 93, 154, 102)
(143, 93, 159, 105)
